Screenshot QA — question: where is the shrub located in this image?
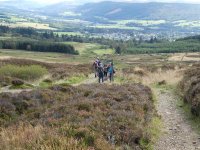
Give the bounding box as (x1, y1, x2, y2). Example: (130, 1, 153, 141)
(0, 65, 48, 81)
(0, 99, 16, 120)
(77, 103, 91, 112)
(43, 79, 52, 83)
(12, 79, 24, 86)
(180, 64, 200, 116)
(0, 83, 155, 149)
(158, 80, 166, 85)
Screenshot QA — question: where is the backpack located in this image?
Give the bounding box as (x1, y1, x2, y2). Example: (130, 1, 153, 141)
(98, 66, 104, 73)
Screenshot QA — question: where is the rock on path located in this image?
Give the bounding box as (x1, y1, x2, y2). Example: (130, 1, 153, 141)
(154, 89, 200, 150)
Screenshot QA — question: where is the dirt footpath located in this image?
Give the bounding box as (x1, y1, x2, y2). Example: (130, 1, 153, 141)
(155, 89, 200, 150)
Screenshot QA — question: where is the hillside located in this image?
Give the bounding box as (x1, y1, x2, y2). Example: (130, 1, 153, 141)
(1, 1, 200, 149)
(0, 59, 155, 149)
(39, 2, 77, 16)
(76, 2, 200, 21)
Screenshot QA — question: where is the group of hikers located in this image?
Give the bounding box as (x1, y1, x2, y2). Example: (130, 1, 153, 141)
(93, 57, 115, 83)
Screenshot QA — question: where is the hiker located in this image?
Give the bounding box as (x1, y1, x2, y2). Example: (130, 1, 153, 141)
(104, 64, 108, 77)
(93, 57, 100, 78)
(108, 62, 115, 82)
(98, 62, 104, 83)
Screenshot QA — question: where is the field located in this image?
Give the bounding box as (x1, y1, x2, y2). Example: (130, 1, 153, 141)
(0, 22, 56, 30)
(88, 19, 200, 31)
(168, 53, 200, 61)
(0, 14, 56, 30)
(9, 16, 28, 22)
(112, 20, 200, 28)
(0, 41, 115, 64)
(174, 20, 200, 28)
(55, 31, 84, 36)
(89, 24, 143, 30)
(112, 19, 166, 26)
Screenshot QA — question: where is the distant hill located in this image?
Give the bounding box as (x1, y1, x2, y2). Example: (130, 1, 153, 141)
(39, 2, 76, 16)
(2, 1, 200, 22)
(76, 1, 200, 21)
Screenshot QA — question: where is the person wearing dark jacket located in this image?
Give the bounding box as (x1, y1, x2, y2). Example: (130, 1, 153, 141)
(93, 57, 100, 78)
(98, 63, 104, 83)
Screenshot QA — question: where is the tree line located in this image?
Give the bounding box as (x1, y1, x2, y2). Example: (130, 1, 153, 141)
(0, 40, 79, 54)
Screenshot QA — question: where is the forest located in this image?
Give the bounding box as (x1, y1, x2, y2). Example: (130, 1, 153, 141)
(0, 40, 78, 54)
(0, 26, 78, 54)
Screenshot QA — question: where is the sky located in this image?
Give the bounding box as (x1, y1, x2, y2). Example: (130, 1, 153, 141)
(33, 0, 200, 4)
(1, 0, 200, 5)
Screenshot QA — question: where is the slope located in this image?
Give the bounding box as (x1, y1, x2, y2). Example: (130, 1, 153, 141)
(76, 2, 200, 21)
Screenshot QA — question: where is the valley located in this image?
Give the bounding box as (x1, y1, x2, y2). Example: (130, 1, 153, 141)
(1, 2, 200, 41)
(0, 0, 200, 149)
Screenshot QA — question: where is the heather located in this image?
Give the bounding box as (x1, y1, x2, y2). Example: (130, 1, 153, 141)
(0, 83, 154, 149)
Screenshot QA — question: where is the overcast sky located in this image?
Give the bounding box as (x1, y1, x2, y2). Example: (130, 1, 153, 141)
(34, 0, 200, 4)
(1, 0, 200, 4)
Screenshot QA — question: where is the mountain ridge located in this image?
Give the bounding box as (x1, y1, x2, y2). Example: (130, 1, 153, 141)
(76, 1, 200, 21)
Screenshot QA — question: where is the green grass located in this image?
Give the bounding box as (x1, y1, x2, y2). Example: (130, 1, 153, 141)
(0, 65, 48, 81)
(62, 42, 114, 57)
(140, 117, 163, 150)
(62, 42, 99, 55)
(115, 76, 127, 84)
(93, 48, 114, 55)
(64, 74, 87, 84)
(139, 89, 163, 150)
(10, 83, 34, 89)
(152, 83, 176, 91)
(39, 80, 53, 88)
